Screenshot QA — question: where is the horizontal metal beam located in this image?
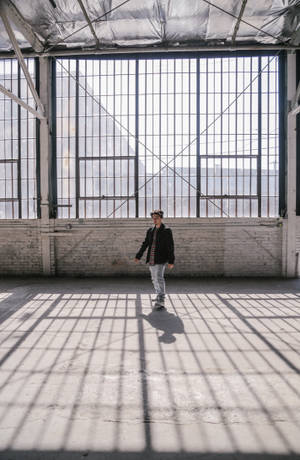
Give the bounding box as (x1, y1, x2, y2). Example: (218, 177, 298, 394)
(0, 82, 45, 119)
(199, 154, 258, 159)
(1, 0, 44, 52)
(79, 156, 135, 160)
(0, 159, 18, 163)
(203, 195, 258, 199)
(0, 44, 298, 59)
(79, 196, 135, 200)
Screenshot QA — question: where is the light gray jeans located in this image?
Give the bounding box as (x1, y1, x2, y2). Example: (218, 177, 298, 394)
(149, 263, 166, 303)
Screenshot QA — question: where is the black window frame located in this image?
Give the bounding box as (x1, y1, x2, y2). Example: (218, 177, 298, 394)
(52, 50, 286, 219)
(0, 57, 40, 220)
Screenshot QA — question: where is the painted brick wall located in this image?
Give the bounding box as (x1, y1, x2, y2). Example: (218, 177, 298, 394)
(0, 221, 42, 275)
(53, 218, 282, 277)
(0, 218, 282, 276)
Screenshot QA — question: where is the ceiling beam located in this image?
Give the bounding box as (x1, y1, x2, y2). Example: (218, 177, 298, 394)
(76, 0, 100, 48)
(291, 105, 300, 116)
(0, 4, 45, 115)
(1, 0, 44, 53)
(0, 82, 45, 119)
(290, 79, 300, 116)
(231, 0, 248, 44)
(0, 43, 297, 60)
(289, 25, 300, 47)
(45, 0, 131, 52)
(201, 0, 288, 46)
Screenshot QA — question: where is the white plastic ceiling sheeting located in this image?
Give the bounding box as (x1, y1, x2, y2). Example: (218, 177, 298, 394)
(0, 0, 300, 53)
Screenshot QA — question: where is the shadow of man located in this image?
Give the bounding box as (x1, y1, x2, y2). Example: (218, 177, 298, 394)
(141, 310, 184, 343)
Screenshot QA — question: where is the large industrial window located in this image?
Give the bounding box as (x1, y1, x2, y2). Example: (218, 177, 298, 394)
(55, 54, 280, 218)
(0, 58, 38, 219)
(56, 59, 135, 218)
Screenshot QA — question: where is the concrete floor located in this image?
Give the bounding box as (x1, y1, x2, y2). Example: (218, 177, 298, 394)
(0, 276, 300, 460)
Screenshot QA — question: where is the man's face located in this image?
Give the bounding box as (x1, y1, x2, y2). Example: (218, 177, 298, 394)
(152, 214, 162, 226)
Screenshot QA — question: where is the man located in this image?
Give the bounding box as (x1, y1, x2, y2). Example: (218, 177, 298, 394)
(134, 210, 175, 310)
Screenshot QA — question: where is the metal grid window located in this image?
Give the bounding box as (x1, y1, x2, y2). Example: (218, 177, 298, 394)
(199, 56, 279, 217)
(55, 54, 280, 218)
(139, 59, 197, 217)
(56, 59, 136, 218)
(0, 58, 38, 219)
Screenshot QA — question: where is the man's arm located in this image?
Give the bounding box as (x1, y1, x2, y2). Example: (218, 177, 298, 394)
(135, 229, 150, 261)
(167, 229, 175, 265)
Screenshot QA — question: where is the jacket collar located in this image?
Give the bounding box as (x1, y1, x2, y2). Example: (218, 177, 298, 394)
(152, 223, 165, 232)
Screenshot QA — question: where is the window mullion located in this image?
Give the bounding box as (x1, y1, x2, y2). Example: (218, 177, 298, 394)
(135, 59, 139, 217)
(258, 56, 262, 217)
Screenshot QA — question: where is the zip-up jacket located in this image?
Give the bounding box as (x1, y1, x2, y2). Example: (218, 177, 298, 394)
(135, 223, 175, 264)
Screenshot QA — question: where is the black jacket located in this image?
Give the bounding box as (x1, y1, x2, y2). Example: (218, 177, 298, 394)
(136, 223, 175, 264)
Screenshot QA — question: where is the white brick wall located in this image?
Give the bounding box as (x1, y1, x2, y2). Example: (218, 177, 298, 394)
(0, 221, 42, 275)
(0, 218, 282, 276)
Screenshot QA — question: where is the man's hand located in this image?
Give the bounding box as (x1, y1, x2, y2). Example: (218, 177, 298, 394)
(167, 264, 174, 269)
(134, 258, 140, 264)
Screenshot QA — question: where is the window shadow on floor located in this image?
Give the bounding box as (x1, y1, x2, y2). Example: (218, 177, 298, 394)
(0, 281, 300, 458)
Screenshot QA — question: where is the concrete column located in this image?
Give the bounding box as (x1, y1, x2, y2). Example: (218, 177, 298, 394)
(284, 53, 297, 277)
(39, 57, 52, 275)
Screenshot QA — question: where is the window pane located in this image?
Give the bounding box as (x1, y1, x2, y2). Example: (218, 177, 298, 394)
(0, 58, 37, 219)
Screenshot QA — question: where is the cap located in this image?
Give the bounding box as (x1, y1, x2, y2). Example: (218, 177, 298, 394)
(150, 209, 164, 218)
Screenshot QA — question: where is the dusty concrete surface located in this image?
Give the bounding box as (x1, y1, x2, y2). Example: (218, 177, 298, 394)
(0, 276, 299, 460)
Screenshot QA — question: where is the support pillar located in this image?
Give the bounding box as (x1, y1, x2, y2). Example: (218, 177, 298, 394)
(284, 53, 297, 277)
(39, 57, 53, 275)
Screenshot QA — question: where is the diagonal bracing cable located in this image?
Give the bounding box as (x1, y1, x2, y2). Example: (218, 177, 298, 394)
(45, 0, 292, 54)
(200, 0, 290, 47)
(44, 0, 132, 52)
(57, 53, 279, 216)
(58, 58, 230, 216)
(55, 52, 280, 263)
(57, 52, 279, 219)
